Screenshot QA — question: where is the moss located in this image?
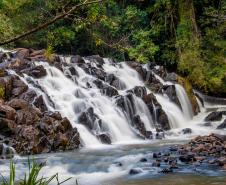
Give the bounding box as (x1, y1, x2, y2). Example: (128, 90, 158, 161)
(0, 86, 5, 100)
(178, 76, 200, 115)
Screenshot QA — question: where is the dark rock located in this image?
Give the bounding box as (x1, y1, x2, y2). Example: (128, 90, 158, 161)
(97, 133, 111, 144)
(162, 85, 181, 109)
(133, 115, 152, 139)
(126, 61, 147, 80)
(114, 162, 122, 167)
(15, 48, 30, 60)
(0, 118, 16, 136)
(33, 95, 48, 112)
(169, 146, 178, 152)
(204, 111, 222, 122)
(71, 55, 85, 64)
(25, 65, 47, 78)
(129, 168, 142, 175)
(140, 158, 148, 162)
(160, 168, 173, 173)
(179, 153, 195, 163)
(86, 55, 104, 68)
(127, 86, 147, 98)
(217, 119, 226, 129)
(93, 80, 118, 97)
(182, 128, 192, 134)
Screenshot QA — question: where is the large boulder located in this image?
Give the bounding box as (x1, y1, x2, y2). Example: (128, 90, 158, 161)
(0, 104, 16, 120)
(23, 65, 47, 78)
(97, 133, 111, 144)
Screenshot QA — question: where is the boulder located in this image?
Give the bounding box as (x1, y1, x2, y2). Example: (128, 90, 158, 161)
(182, 128, 192, 134)
(15, 48, 30, 60)
(129, 168, 142, 175)
(97, 133, 111, 144)
(204, 111, 222, 122)
(0, 104, 16, 120)
(93, 80, 118, 97)
(33, 95, 48, 112)
(165, 72, 177, 82)
(126, 61, 147, 80)
(86, 55, 104, 68)
(7, 98, 29, 110)
(24, 65, 47, 78)
(162, 85, 181, 109)
(217, 119, 226, 129)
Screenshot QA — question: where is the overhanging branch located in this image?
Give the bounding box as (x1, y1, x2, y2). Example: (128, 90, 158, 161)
(0, 0, 103, 46)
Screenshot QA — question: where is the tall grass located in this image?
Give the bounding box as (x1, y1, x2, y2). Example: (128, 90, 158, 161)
(0, 159, 71, 185)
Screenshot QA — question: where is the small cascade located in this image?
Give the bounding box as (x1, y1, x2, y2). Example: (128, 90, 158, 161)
(175, 84, 194, 120)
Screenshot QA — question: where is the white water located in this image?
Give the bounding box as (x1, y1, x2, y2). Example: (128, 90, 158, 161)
(175, 84, 194, 120)
(14, 57, 226, 147)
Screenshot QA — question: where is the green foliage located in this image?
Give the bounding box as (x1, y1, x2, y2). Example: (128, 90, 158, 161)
(0, 159, 71, 185)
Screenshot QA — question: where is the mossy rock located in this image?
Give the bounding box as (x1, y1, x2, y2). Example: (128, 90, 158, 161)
(178, 76, 200, 115)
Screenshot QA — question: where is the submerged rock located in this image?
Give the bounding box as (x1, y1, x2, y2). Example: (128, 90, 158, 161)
(129, 168, 143, 175)
(217, 119, 226, 129)
(204, 111, 222, 122)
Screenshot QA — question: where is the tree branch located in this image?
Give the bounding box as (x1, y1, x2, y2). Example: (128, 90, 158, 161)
(0, 0, 103, 46)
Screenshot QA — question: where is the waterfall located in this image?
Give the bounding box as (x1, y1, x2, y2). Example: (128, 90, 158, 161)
(175, 84, 194, 120)
(11, 56, 202, 146)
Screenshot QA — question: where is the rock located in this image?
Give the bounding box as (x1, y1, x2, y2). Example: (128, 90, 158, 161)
(33, 95, 48, 112)
(179, 153, 195, 163)
(160, 168, 173, 173)
(0, 104, 16, 120)
(165, 72, 177, 82)
(7, 98, 29, 110)
(15, 48, 30, 60)
(129, 168, 142, 175)
(93, 80, 118, 97)
(217, 119, 226, 129)
(204, 111, 222, 122)
(132, 115, 152, 139)
(127, 86, 147, 98)
(24, 65, 47, 78)
(71, 55, 85, 64)
(11, 76, 28, 98)
(182, 128, 192, 134)
(140, 158, 148, 162)
(162, 85, 181, 109)
(169, 146, 178, 152)
(97, 133, 111, 144)
(0, 118, 16, 136)
(86, 55, 104, 68)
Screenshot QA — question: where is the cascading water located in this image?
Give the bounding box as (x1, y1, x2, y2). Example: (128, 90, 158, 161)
(13, 55, 219, 146)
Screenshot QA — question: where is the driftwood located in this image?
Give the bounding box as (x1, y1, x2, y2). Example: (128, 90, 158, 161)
(0, 0, 103, 46)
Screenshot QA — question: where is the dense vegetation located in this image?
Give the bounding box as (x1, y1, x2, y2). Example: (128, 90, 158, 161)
(0, 0, 225, 96)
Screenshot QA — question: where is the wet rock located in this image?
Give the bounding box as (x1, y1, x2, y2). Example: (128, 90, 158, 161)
(71, 55, 85, 64)
(179, 153, 195, 163)
(204, 111, 222, 122)
(217, 119, 226, 129)
(145, 71, 163, 93)
(127, 86, 147, 98)
(155, 132, 165, 139)
(24, 65, 47, 78)
(133, 115, 152, 139)
(97, 133, 111, 144)
(140, 158, 148, 162)
(78, 107, 102, 131)
(129, 168, 142, 175)
(0, 104, 16, 120)
(182, 128, 192, 134)
(114, 162, 122, 167)
(15, 48, 30, 60)
(93, 79, 118, 97)
(33, 95, 48, 112)
(162, 85, 181, 109)
(169, 146, 178, 152)
(86, 55, 104, 68)
(160, 168, 173, 173)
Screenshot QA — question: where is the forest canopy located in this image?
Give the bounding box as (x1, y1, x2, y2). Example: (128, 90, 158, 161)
(0, 0, 225, 96)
